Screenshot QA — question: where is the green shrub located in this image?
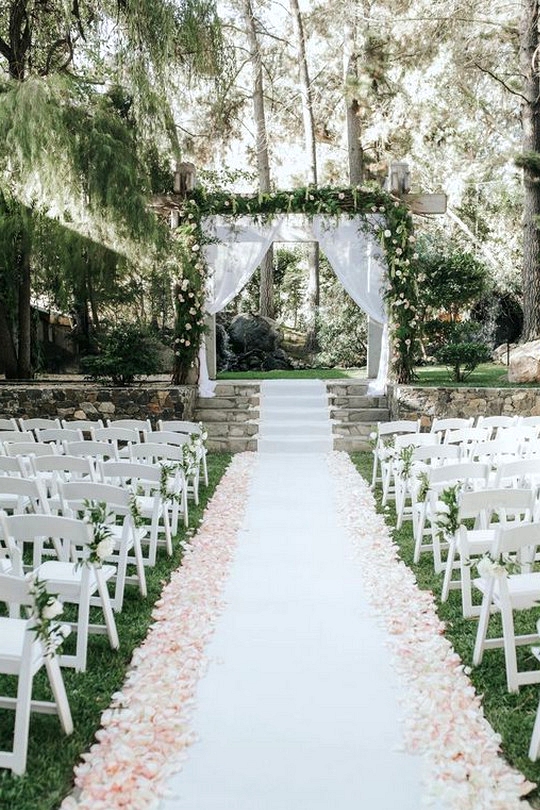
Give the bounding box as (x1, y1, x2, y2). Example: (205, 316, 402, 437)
(434, 323, 492, 382)
(80, 323, 163, 385)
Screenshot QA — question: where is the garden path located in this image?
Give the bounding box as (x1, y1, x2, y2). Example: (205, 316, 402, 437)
(159, 380, 424, 809)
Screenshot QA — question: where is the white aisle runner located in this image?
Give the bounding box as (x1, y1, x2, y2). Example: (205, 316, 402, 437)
(159, 381, 424, 809)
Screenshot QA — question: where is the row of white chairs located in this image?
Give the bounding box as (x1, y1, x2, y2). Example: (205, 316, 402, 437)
(0, 420, 209, 774)
(370, 418, 540, 761)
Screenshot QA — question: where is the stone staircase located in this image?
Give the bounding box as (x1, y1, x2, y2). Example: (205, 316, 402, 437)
(326, 381, 390, 452)
(195, 382, 260, 452)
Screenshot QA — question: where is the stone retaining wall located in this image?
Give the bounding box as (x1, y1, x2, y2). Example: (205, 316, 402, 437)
(388, 384, 540, 428)
(0, 383, 196, 425)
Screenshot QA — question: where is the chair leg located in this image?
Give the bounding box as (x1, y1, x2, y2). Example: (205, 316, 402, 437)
(529, 698, 540, 760)
(95, 567, 119, 651)
(370, 452, 378, 490)
(460, 560, 474, 618)
(473, 591, 492, 666)
(44, 655, 73, 735)
(12, 658, 34, 775)
(413, 507, 427, 564)
(500, 601, 520, 693)
(441, 538, 457, 602)
(133, 532, 147, 598)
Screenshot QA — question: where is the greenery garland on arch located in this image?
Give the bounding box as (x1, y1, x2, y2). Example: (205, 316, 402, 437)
(170, 185, 419, 385)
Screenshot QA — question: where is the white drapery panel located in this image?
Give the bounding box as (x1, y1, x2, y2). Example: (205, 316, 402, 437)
(197, 214, 389, 397)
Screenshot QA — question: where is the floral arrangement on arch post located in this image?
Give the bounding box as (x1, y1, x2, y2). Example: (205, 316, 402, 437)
(168, 185, 419, 385)
(171, 218, 208, 386)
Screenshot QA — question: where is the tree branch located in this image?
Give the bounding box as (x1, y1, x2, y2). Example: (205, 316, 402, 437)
(0, 36, 13, 63)
(473, 60, 529, 103)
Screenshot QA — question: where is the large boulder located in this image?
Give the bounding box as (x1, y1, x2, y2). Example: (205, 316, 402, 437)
(508, 339, 540, 383)
(228, 313, 281, 354)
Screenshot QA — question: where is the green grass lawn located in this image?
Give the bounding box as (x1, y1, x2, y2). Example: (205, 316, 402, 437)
(350, 451, 540, 807)
(411, 362, 530, 388)
(0, 453, 232, 810)
(217, 368, 366, 380)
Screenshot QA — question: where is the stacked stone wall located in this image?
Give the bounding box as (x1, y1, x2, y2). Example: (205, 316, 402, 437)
(0, 384, 196, 425)
(388, 384, 540, 428)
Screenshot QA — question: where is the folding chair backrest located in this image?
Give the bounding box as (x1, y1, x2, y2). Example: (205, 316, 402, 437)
(494, 521, 540, 557)
(377, 420, 419, 438)
(31, 454, 97, 483)
(157, 420, 200, 434)
(494, 458, 540, 488)
(18, 417, 61, 433)
(142, 431, 190, 447)
(0, 457, 25, 476)
(428, 461, 491, 490)
(443, 427, 491, 446)
(412, 444, 460, 465)
(37, 428, 84, 445)
(431, 417, 473, 434)
(98, 459, 161, 487)
(0, 512, 92, 567)
(63, 440, 119, 462)
(106, 418, 152, 434)
(5, 444, 59, 464)
(394, 433, 439, 452)
(1, 431, 35, 444)
(459, 487, 535, 525)
(475, 415, 519, 430)
(61, 418, 104, 435)
(0, 477, 50, 514)
(129, 442, 184, 464)
(92, 426, 141, 444)
(0, 418, 19, 432)
(60, 480, 131, 516)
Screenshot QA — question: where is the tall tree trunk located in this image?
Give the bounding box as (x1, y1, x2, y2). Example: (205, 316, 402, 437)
(343, 23, 364, 186)
(0, 302, 18, 378)
(521, 0, 540, 341)
(16, 223, 32, 378)
(241, 0, 274, 319)
(290, 0, 319, 349)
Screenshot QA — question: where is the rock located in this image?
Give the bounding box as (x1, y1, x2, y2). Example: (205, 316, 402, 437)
(508, 340, 540, 383)
(493, 342, 517, 366)
(228, 314, 281, 354)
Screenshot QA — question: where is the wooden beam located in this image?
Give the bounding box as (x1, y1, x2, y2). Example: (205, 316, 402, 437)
(404, 193, 447, 215)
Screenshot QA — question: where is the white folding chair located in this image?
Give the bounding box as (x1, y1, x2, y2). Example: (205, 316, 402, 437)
(413, 461, 491, 571)
(1, 431, 36, 445)
(0, 573, 73, 775)
(494, 458, 540, 489)
(441, 487, 535, 617)
(473, 521, 540, 692)
(98, 460, 173, 566)
(370, 419, 420, 490)
(128, 443, 189, 529)
(430, 417, 473, 442)
(382, 432, 439, 507)
(60, 480, 147, 612)
(61, 419, 104, 439)
(0, 477, 51, 519)
(443, 427, 491, 459)
(475, 414, 520, 438)
(91, 426, 141, 458)
(106, 418, 152, 440)
(157, 420, 209, 486)
(4, 442, 60, 477)
(394, 443, 460, 529)
(0, 513, 119, 672)
(31, 455, 98, 513)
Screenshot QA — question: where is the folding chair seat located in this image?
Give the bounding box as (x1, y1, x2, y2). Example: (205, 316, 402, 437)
(473, 521, 540, 692)
(0, 573, 73, 775)
(157, 420, 209, 486)
(441, 487, 535, 617)
(98, 460, 173, 566)
(370, 419, 420, 490)
(60, 480, 147, 612)
(0, 513, 119, 672)
(413, 461, 491, 572)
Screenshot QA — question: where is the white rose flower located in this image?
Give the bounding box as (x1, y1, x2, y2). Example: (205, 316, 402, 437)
(477, 556, 505, 579)
(42, 598, 63, 620)
(384, 229, 392, 237)
(435, 501, 450, 514)
(96, 537, 115, 560)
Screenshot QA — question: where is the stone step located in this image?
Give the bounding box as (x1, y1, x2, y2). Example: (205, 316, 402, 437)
(333, 436, 372, 452)
(197, 396, 257, 410)
(207, 437, 258, 452)
(196, 408, 259, 424)
(330, 407, 390, 423)
(326, 383, 370, 396)
(330, 407, 389, 423)
(328, 395, 388, 409)
(332, 422, 376, 437)
(206, 422, 258, 438)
